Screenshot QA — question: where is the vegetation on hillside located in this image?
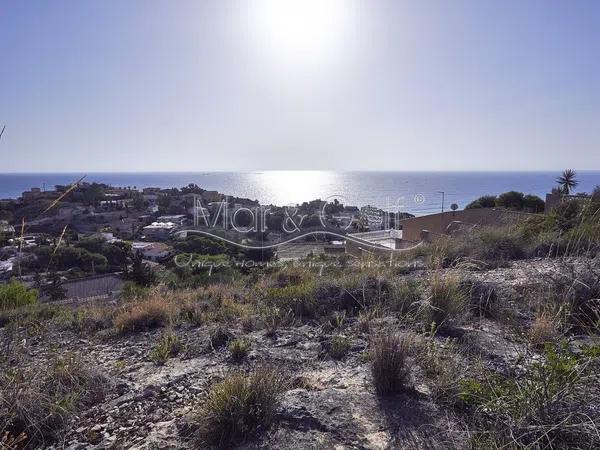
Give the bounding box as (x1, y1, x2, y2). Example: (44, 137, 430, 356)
(1, 178, 600, 448)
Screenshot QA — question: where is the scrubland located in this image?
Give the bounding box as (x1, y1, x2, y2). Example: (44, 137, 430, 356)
(1, 198, 600, 449)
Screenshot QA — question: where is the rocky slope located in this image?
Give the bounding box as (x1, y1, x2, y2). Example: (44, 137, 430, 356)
(2, 257, 599, 449)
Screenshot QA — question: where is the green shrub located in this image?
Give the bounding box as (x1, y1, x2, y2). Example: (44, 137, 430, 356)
(55, 305, 114, 332)
(357, 306, 384, 333)
(459, 342, 599, 447)
(426, 275, 468, 330)
(228, 338, 251, 362)
(273, 267, 310, 287)
(416, 335, 464, 405)
(421, 235, 470, 268)
(265, 282, 317, 319)
(389, 279, 422, 314)
(528, 229, 564, 258)
(328, 335, 351, 360)
(370, 332, 409, 396)
(120, 281, 149, 300)
(180, 301, 209, 326)
(150, 331, 182, 365)
(209, 326, 233, 349)
(472, 227, 527, 262)
(563, 221, 600, 255)
(0, 303, 60, 328)
(522, 194, 545, 213)
(0, 280, 38, 311)
(314, 275, 393, 314)
(546, 262, 600, 332)
(259, 305, 292, 336)
(0, 353, 109, 447)
(466, 195, 497, 209)
(327, 310, 347, 329)
(496, 191, 525, 209)
(195, 368, 288, 447)
(553, 200, 581, 232)
(517, 199, 600, 257)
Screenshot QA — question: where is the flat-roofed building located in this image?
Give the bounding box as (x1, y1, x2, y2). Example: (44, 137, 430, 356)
(157, 214, 187, 225)
(142, 221, 177, 240)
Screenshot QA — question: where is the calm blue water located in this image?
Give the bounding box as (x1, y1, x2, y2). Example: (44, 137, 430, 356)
(1, 171, 599, 215)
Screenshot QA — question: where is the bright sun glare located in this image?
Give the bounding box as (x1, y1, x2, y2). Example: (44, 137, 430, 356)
(247, 0, 353, 70)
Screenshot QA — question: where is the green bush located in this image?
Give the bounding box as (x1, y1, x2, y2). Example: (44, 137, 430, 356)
(550, 263, 600, 332)
(328, 335, 351, 360)
(553, 200, 581, 232)
(426, 275, 468, 330)
(522, 194, 545, 213)
(32, 246, 108, 272)
(0, 353, 109, 447)
(150, 331, 182, 365)
(228, 338, 251, 362)
(265, 282, 317, 319)
(416, 335, 464, 405)
(173, 235, 229, 256)
(389, 279, 422, 314)
(459, 342, 600, 447)
(518, 200, 600, 257)
(0, 280, 38, 311)
(195, 368, 288, 447)
(0, 303, 61, 328)
(259, 305, 292, 336)
(466, 195, 497, 209)
(496, 191, 525, 209)
(563, 221, 600, 255)
(314, 275, 393, 314)
(472, 227, 527, 262)
(466, 192, 544, 213)
(52, 305, 114, 333)
(120, 281, 149, 300)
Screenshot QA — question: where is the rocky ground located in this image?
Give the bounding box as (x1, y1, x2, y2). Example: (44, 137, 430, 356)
(2, 257, 599, 449)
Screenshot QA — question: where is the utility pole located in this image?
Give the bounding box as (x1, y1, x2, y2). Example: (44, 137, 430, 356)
(437, 191, 445, 213)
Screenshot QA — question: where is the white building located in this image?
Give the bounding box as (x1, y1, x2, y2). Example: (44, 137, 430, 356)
(157, 215, 187, 225)
(142, 222, 177, 240)
(132, 242, 171, 261)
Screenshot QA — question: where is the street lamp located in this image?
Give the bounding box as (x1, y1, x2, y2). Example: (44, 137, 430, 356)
(437, 191, 445, 213)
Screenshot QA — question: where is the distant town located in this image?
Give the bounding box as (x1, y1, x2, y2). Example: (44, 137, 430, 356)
(0, 174, 594, 306)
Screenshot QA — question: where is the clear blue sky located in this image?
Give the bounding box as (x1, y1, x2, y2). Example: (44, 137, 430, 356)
(1, 0, 599, 172)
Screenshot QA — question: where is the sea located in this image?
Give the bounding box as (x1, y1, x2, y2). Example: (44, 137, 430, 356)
(1, 171, 599, 216)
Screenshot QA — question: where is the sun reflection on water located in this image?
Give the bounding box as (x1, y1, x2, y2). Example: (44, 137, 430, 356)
(254, 171, 340, 206)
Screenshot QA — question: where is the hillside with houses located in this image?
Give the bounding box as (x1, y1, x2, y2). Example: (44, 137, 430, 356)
(1, 172, 600, 449)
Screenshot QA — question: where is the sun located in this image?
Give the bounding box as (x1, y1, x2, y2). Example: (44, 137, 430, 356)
(245, 0, 353, 70)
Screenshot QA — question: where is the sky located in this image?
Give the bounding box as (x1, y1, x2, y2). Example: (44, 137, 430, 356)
(0, 0, 599, 172)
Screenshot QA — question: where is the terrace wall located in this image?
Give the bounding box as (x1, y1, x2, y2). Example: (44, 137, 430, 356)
(398, 208, 533, 242)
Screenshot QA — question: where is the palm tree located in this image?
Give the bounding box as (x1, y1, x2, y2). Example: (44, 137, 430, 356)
(556, 169, 578, 195)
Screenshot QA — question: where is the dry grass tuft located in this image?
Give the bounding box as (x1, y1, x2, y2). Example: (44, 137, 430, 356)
(425, 275, 469, 330)
(0, 353, 109, 447)
(114, 295, 174, 333)
(529, 313, 560, 347)
(195, 368, 288, 447)
(370, 331, 410, 396)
